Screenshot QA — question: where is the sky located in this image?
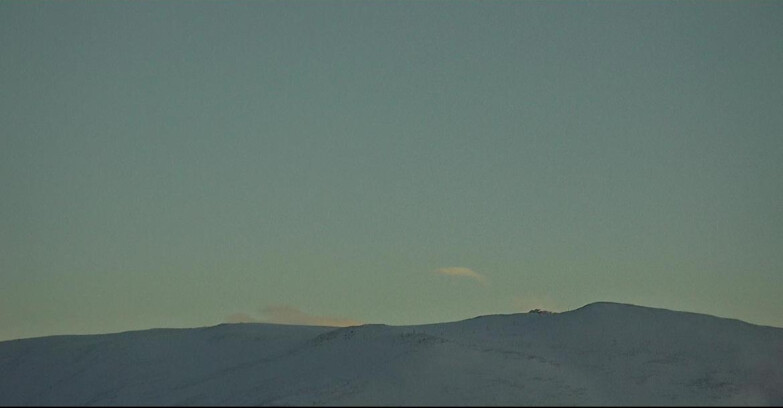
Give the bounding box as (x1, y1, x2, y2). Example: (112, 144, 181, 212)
(1, 1, 782, 342)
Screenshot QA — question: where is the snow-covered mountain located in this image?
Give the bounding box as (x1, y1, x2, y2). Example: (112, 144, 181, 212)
(1, 302, 781, 406)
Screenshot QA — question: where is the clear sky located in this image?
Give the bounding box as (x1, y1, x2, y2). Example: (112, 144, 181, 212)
(2, 1, 782, 341)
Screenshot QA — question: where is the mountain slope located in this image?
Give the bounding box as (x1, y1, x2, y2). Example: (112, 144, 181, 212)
(1, 302, 781, 406)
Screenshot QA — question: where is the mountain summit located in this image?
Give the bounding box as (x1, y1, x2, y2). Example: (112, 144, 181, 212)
(1, 302, 781, 406)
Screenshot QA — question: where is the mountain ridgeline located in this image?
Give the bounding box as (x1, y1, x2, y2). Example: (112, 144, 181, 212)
(0, 302, 781, 406)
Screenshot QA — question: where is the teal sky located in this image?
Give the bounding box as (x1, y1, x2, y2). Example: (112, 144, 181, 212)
(2, 1, 782, 341)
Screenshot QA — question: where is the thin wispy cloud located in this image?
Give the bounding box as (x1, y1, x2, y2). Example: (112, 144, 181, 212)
(434, 267, 487, 285)
(225, 306, 362, 327)
(225, 313, 259, 324)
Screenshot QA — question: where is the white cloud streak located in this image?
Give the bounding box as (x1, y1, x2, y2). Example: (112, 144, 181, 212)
(434, 267, 487, 285)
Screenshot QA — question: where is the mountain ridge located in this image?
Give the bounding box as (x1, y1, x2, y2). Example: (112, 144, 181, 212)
(1, 302, 781, 406)
(3, 301, 779, 343)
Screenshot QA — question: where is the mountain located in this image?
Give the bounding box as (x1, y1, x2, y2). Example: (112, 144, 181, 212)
(1, 302, 781, 406)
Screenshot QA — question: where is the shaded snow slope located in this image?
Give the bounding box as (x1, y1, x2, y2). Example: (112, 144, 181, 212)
(1, 302, 781, 406)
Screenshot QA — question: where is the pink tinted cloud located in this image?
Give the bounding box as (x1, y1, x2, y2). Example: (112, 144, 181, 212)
(226, 306, 362, 327)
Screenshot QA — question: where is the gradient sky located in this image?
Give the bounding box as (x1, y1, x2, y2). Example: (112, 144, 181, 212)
(2, 1, 782, 341)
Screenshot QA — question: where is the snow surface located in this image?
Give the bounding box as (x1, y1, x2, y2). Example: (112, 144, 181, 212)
(1, 302, 781, 406)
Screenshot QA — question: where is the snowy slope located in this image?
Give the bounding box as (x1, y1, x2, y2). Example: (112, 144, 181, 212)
(1, 302, 781, 406)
